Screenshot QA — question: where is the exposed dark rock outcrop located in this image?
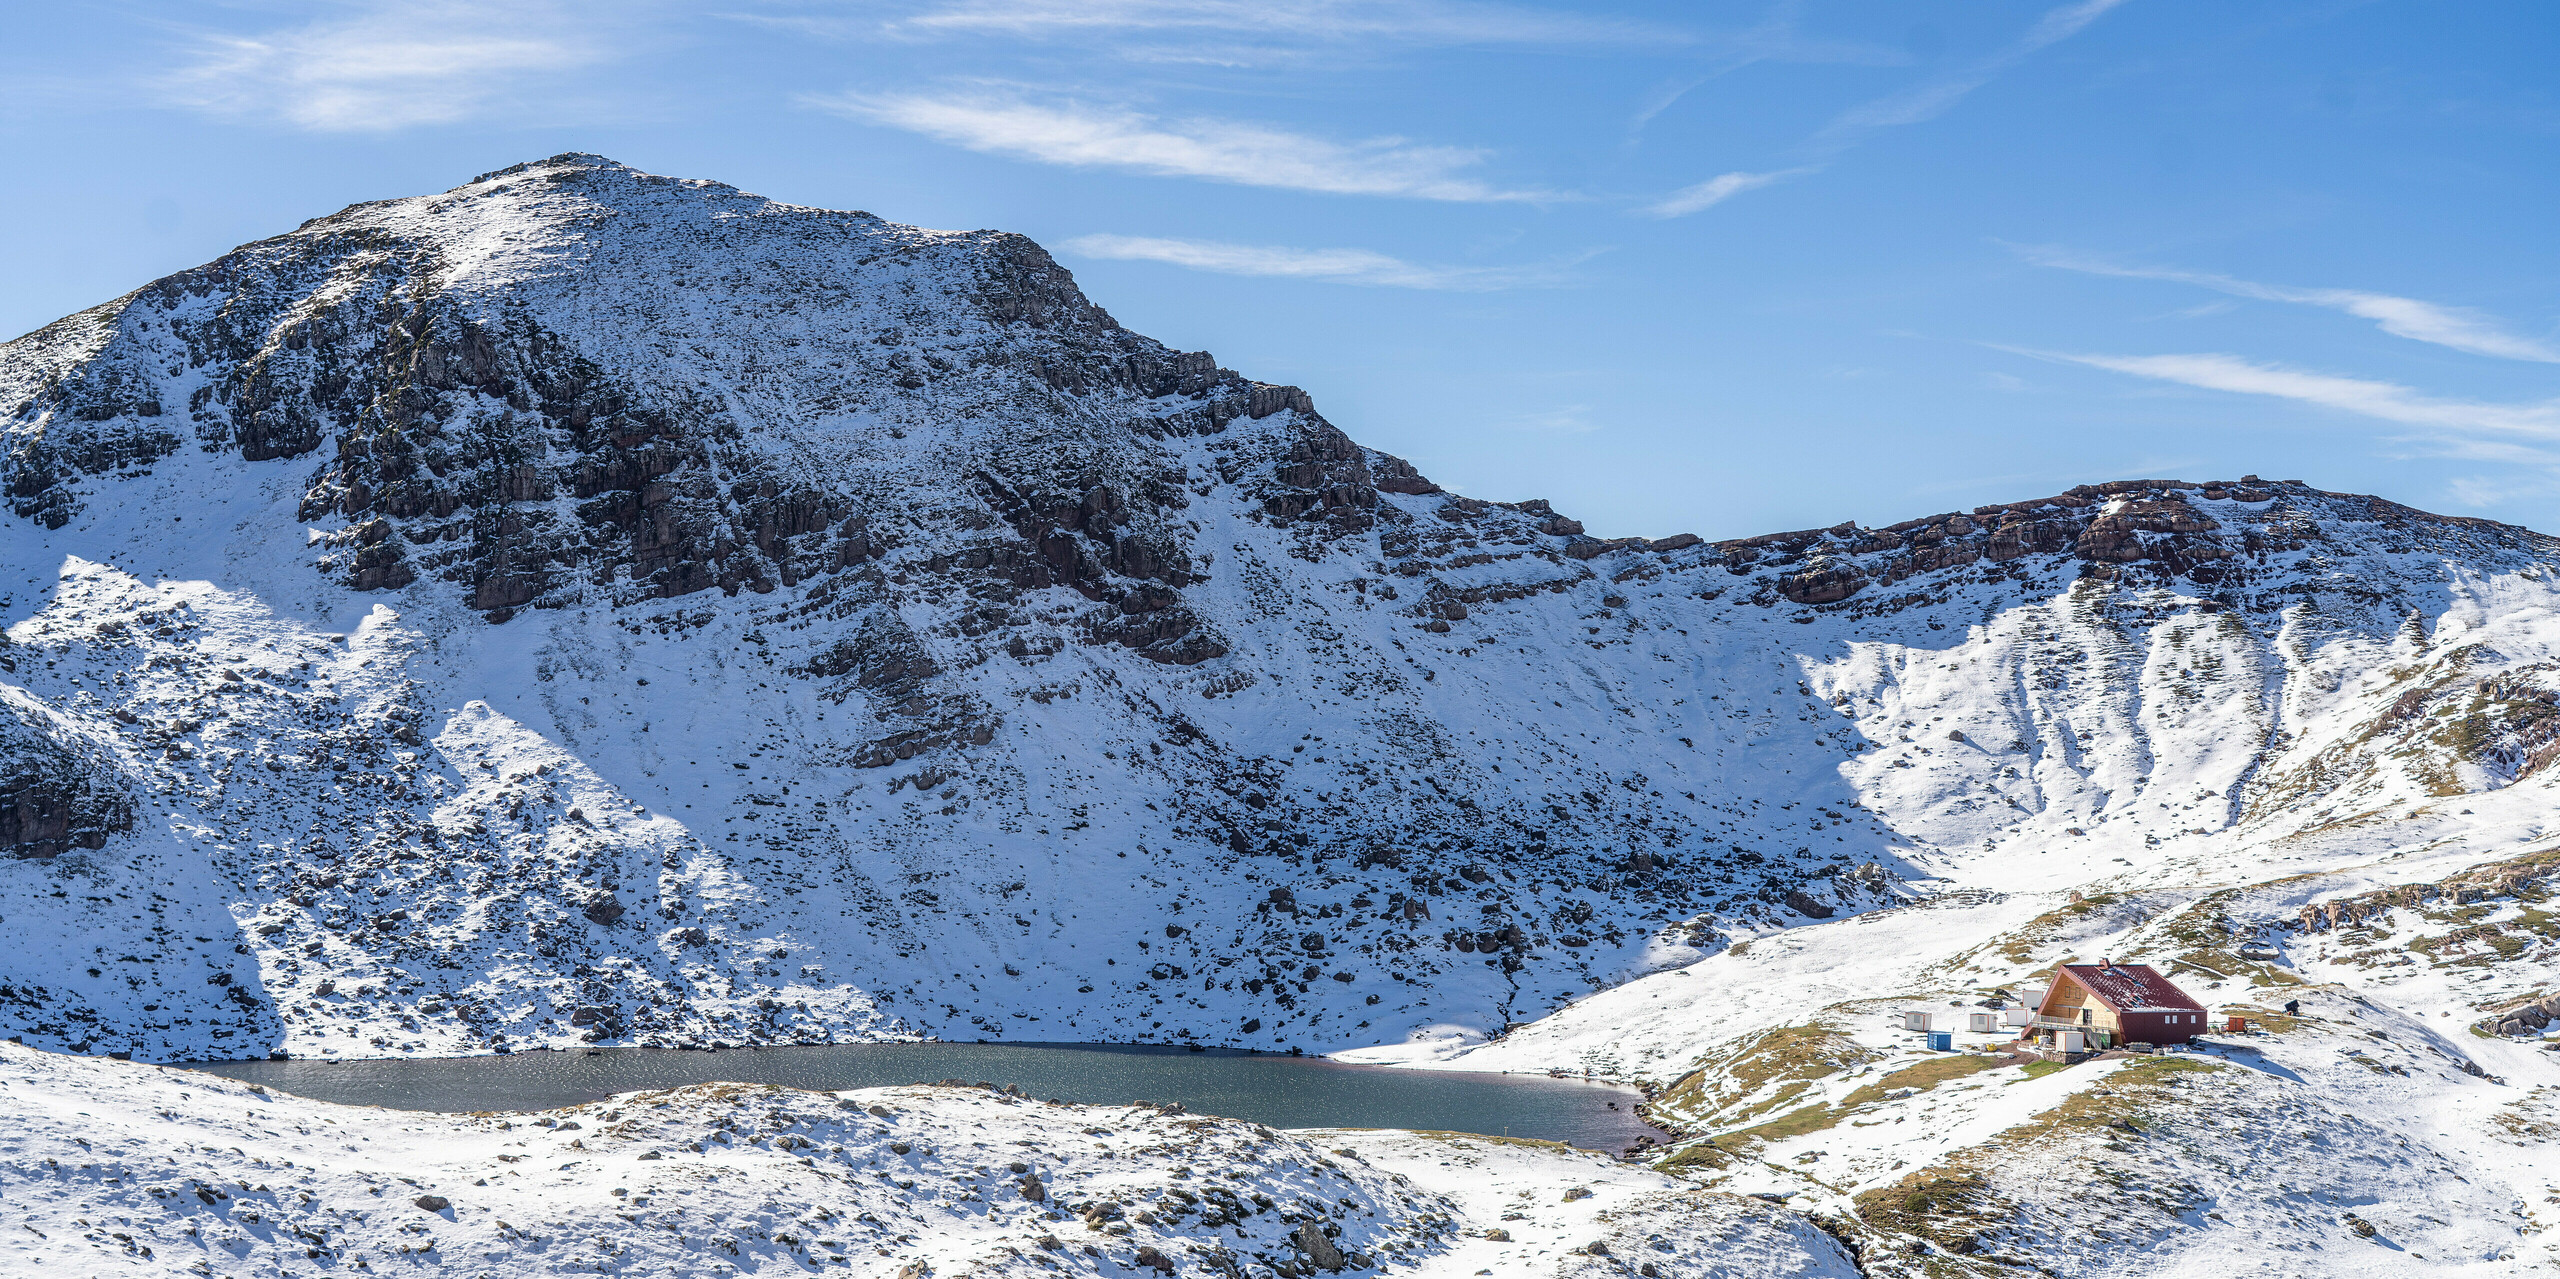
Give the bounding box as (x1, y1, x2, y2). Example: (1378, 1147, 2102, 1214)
(0, 699, 132, 859)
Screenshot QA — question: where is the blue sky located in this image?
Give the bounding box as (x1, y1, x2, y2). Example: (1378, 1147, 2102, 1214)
(5, 1, 2557, 540)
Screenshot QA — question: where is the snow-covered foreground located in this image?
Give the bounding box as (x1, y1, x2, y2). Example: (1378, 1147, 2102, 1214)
(0, 1041, 1854, 1277)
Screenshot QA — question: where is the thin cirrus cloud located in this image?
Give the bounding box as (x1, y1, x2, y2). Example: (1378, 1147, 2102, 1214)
(1818, 0, 2127, 136)
(1642, 168, 1813, 218)
(2008, 347, 2560, 439)
(2017, 247, 2560, 364)
(1644, 0, 2129, 218)
(1064, 234, 1582, 291)
(889, 0, 1687, 47)
(156, 1, 627, 131)
(808, 92, 1555, 202)
(1621, 12, 1911, 147)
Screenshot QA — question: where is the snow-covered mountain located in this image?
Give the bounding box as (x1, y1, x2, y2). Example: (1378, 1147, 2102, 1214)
(4, 153, 2559, 1067)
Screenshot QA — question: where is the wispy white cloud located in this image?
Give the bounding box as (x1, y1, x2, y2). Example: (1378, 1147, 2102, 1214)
(1624, 8, 1907, 139)
(158, 1, 625, 131)
(808, 92, 1554, 201)
(890, 0, 1684, 47)
(1641, 168, 1812, 217)
(2017, 247, 2560, 363)
(1063, 234, 1582, 289)
(1646, 0, 2128, 217)
(2163, 299, 2240, 321)
(1509, 404, 1599, 433)
(2443, 472, 2560, 509)
(2007, 347, 2560, 438)
(740, 1, 1712, 67)
(1820, 0, 2127, 135)
(1627, 75, 1712, 132)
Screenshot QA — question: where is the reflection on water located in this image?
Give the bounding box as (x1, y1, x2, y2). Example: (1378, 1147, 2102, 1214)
(184, 1041, 1662, 1152)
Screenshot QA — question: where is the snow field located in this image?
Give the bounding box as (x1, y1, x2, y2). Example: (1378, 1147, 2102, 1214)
(1412, 843, 2560, 1274)
(0, 1042, 1855, 1277)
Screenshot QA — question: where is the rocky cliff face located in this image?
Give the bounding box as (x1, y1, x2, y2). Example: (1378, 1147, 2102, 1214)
(2, 154, 2556, 1063)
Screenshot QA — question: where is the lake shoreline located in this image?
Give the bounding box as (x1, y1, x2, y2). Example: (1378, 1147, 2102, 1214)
(171, 1038, 1670, 1154)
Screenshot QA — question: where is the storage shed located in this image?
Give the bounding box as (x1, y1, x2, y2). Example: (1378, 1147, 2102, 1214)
(2028, 962, 2208, 1048)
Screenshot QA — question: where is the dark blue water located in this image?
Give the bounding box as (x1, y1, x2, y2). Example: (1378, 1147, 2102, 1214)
(183, 1041, 1660, 1152)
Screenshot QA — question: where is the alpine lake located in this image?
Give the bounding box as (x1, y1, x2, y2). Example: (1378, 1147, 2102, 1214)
(185, 1041, 1666, 1154)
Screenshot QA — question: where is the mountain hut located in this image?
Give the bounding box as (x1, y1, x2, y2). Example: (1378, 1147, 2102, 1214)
(2026, 962, 2207, 1050)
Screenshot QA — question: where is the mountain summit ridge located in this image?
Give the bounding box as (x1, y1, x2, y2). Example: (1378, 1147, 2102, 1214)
(0, 154, 2556, 1064)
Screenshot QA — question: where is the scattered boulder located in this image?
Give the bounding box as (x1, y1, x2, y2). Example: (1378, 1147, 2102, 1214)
(1292, 1220, 1345, 1271)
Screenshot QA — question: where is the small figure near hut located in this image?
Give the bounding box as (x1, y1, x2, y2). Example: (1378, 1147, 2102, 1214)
(2023, 960, 2208, 1051)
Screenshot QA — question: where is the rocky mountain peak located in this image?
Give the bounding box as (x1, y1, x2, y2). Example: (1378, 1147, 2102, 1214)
(0, 158, 2555, 1063)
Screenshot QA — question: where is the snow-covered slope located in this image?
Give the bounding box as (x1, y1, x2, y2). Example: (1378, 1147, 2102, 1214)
(4, 154, 2560, 1067)
(0, 1041, 1858, 1276)
(1397, 827, 2560, 1271)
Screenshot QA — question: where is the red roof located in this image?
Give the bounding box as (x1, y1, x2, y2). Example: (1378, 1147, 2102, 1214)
(2053, 963, 2204, 1013)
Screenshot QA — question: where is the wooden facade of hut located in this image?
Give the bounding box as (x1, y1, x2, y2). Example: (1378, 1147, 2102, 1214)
(2026, 962, 2208, 1049)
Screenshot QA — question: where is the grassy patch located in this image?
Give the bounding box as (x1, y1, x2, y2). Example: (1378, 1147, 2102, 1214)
(1719, 1023, 1881, 1095)
(1399, 1130, 1584, 1155)
(1979, 895, 2125, 967)
(2490, 1088, 2560, 1145)
(2141, 888, 2313, 989)
(1851, 1166, 2013, 1264)
(1701, 1053, 2017, 1159)
(2216, 1004, 2303, 1035)
(1840, 1055, 2008, 1110)
(1715, 1102, 1840, 1149)
(1654, 1019, 1884, 1129)
(1654, 1141, 1732, 1172)
(1669, 1043, 2027, 1166)
(1988, 1058, 2226, 1151)
(2514, 904, 2560, 943)
(2017, 1060, 2069, 1080)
